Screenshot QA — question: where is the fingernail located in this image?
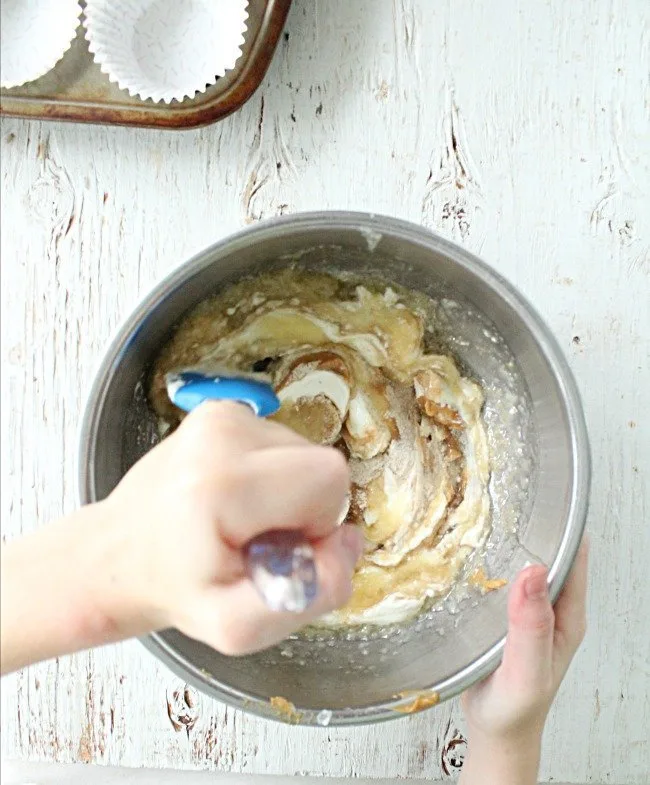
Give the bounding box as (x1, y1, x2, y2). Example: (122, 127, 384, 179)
(524, 571, 548, 601)
(337, 492, 351, 525)
(341, 525, 364, 566)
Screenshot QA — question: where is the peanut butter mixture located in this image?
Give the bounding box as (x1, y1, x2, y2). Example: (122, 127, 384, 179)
(149, 270, 490, 626)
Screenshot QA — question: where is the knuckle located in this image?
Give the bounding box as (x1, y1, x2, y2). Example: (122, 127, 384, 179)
(173, 463, 207, 497)
(211, 464, 246, 501)
(174, 458, 246, 505)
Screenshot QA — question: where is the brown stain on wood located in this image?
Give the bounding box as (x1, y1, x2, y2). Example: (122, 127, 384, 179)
(166, 700, 184, 733)
(421, 94, 485, 243)
(78, 664, 95, 763)
(166, 685, 200, 736)
(242, 167, 270, 223)
(192, 716, 223, 761)
(375, 80, 389, 101)
(77, 725, 93, 764)
(416, 740, 429, 766)
(441, 729, 467, 776)
(77, 660, 110, 762)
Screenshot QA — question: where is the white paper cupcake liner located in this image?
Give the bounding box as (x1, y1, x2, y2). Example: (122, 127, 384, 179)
(1, 0, 82, 89)
(84, 0, 249, 104)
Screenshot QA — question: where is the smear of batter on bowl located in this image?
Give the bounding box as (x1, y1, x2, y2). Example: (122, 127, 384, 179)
(392, 689, 441, 713)
(148, 270, 491, 627)
(269, 696, 303, 723)
(468, 566, 508, 594)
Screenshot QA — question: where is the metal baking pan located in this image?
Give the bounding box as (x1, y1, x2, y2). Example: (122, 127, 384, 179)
(0, 0, 292, 130)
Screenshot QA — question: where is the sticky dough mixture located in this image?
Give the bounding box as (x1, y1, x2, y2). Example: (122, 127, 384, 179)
(149, 270, 491, 626)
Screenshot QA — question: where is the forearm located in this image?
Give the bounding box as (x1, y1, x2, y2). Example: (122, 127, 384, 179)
(1, 502, 151, 675)
(459, 730, 542, 785)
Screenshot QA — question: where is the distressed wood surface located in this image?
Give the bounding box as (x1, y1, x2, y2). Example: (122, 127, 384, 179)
(0, 763, 604, 785)
(1, 0, 648, 782)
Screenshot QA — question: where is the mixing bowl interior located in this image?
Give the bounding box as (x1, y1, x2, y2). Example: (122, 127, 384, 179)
(81, 214, 588, 723)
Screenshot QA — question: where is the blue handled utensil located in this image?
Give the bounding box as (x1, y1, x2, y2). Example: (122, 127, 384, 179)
(167, 370, 281, 417)
(166, 369, 318, 614)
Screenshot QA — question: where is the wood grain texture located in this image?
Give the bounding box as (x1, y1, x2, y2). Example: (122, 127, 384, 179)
(1, 0, 648, 782)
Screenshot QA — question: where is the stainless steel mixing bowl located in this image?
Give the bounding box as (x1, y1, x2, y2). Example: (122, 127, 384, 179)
(79, 212, 590, 725)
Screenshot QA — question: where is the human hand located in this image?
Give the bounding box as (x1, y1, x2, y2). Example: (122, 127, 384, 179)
(459, 539, 589, 784)
(98, 401, 361, 655)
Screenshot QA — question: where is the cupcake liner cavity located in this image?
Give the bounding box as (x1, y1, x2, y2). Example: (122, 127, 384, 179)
(84, 0, 249, 104)
(1, 0, 82, 89)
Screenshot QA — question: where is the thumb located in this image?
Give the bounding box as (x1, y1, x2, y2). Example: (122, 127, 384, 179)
(500, 564, 555, 689)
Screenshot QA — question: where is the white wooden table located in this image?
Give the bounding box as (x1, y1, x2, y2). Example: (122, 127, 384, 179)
(1, 1, 648, 783)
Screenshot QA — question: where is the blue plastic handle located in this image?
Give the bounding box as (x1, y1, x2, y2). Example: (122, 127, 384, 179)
(167, 371, 280, 417)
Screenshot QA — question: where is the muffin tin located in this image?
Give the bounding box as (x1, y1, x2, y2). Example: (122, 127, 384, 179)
(0, 0, 292, 129)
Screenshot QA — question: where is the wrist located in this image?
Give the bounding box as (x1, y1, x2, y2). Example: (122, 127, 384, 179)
(460, 725, 542, 785)
(466, 716, 545, 746)
(83, 498, 167, 641)
(51, 501, 156, 649)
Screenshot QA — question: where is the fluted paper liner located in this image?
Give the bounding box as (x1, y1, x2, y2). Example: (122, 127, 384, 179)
(1, 0, 82, 89)
(84, 0, 249, 104)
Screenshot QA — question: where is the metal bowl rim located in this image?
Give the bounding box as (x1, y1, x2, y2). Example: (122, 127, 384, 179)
(78, 210, 591, 725)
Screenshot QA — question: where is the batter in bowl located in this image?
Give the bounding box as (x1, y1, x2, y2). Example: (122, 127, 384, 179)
(148, 270, 490, 626)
